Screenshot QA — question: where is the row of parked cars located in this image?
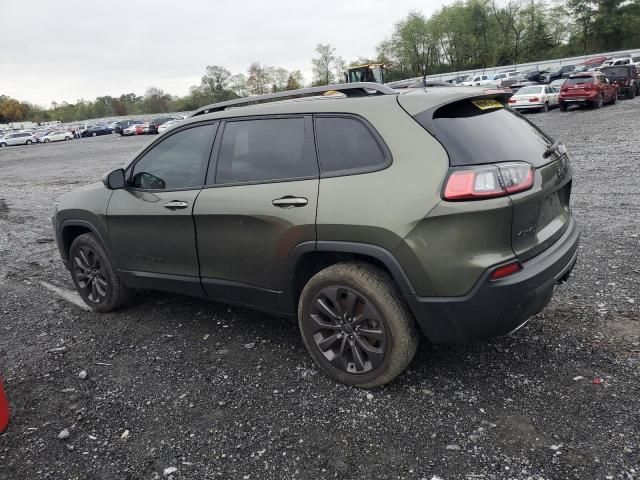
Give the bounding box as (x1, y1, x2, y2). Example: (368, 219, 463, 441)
(115, 116, 184, 136)
(506, 63, 640, 112)
(449, 53, 640, 88)
(0, 116, 186, 148)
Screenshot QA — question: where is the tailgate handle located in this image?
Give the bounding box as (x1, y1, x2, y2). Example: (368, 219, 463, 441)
(272, 196, 308, 208)
(164, 200, 189, 210)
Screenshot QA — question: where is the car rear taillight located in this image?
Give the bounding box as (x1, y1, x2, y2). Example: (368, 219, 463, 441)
(529, 97, 540, 102)
(443, 162, 534, 201)
(507, 98, 516, 104)
(490, 261, 522, 281)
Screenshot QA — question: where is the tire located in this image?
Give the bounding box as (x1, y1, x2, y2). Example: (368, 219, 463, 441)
(594, 94, 603, 109)
(626, 88, 635, 100)
(559, 102, 567, 112)
(541, 102, 548, 112)
(0, 142, 6, 148)
(69, 233, 130, 312)
(298, 262, 419, 388)
(44, 138, 50, 143)
(92, 132, 97, 137)
(26, 139, 32, 145)
(65, 136, 70, 141)
(611, 93, 617, 104)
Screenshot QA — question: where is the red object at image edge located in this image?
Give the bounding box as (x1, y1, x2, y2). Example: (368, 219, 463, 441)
(0, 377, 9, 433)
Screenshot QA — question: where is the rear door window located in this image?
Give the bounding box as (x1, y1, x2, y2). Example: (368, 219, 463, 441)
(314, 115, 390, 177)
(212, 117, 317, 184)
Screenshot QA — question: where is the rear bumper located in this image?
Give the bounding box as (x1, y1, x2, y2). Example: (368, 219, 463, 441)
(512, 103, 545, 109)
(406, 217, 580, 343)
(559, 94, 597, 104)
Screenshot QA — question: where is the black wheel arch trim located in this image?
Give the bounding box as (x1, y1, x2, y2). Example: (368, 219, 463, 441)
(57, 219, 110, 266)
(282, 241, 417, 309)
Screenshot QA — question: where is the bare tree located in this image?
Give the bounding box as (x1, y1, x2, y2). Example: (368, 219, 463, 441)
(312, 44, 336, 85)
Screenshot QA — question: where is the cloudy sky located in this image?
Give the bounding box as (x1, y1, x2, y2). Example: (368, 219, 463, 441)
(0, 0, 451, 106)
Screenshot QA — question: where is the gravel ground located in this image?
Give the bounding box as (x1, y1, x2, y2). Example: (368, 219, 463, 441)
(0, 101, 638, 480)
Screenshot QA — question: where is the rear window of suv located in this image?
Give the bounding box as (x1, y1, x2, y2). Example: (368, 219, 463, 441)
(414, 98, 552, 167)
(565, 77, 593, 85)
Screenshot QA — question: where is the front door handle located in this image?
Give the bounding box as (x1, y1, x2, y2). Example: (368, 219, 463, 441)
(272, 196, 308, 208)
(164, 200, 189, 210)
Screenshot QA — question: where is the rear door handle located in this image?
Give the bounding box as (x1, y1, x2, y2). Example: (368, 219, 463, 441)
(164, 200, 189, 210)
(272, 196, 308, 208)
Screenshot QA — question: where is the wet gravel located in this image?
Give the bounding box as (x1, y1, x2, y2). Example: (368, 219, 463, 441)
(0, 101, 639, 480)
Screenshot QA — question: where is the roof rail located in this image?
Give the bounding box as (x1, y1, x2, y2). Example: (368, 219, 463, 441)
(190, 82, 397, 117)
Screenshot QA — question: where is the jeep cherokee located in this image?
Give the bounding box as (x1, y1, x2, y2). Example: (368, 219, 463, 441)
(53, 82, 579, 387)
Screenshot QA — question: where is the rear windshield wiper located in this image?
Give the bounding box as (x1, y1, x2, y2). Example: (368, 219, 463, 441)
(543, 139, 561, 158)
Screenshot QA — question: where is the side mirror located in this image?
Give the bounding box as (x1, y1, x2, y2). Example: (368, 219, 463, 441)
(102, 168, 126, 189)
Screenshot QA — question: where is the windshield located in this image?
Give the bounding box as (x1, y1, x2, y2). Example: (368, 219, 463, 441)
(566, 77, 593, 85)
(516, 86, 543, 95)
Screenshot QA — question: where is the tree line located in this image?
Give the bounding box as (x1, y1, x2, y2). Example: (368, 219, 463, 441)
(1, 0, 638, 123)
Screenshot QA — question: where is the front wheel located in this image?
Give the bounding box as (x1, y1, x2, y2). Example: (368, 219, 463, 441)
(69, 233, 130, 312)
(541, 102, 548, 112)
(65, 136, 70, 141)
(298, 262, 419, 388)
(626, 88, 635, 100)
(44, 138, 50, 143)
(26, 139, 32, 145)
(559, 102, 567, 112)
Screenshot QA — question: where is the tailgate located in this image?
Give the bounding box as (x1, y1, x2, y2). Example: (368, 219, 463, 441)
(511, 153, 572, 261)
(407, 93, 574, 263)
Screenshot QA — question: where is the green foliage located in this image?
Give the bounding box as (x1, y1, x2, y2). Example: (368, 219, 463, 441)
(376, 0, 640, 79)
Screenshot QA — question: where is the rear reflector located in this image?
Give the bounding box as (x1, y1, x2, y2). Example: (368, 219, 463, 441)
(443, 162, 534, 201)
(490, 261, 522, 280)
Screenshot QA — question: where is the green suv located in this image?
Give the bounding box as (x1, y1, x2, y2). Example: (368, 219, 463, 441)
(53, 83, 579, 387)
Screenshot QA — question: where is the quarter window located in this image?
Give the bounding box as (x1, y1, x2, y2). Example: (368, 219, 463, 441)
(130, 123, 216, 190)
(314, 116, 389, 176)
(213, 118, 316, 184)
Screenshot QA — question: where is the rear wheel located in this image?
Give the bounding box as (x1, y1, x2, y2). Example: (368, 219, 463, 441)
(26, 139, 32, 145)
(92, 132, 97, 137)
(69, 233, 130, 312)
(0, 142, 6, 147)
(298, 262, 419, 388)
(594, 94, 603, 109)
(559, 102, 567, 112)
(44, 138, 50, 143)
(626, 88, 635, 100)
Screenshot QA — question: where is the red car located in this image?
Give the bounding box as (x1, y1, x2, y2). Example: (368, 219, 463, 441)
(559, 72, 618, 111)
(134, 123, 149, 135)
(0, 377, 9, 433)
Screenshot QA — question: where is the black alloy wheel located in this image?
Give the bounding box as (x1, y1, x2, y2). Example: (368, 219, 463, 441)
(73, 246, 108, 303)
(307, 285, 387, 374)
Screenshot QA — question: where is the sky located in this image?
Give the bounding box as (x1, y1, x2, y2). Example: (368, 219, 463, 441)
(0, 0, 451, 107)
